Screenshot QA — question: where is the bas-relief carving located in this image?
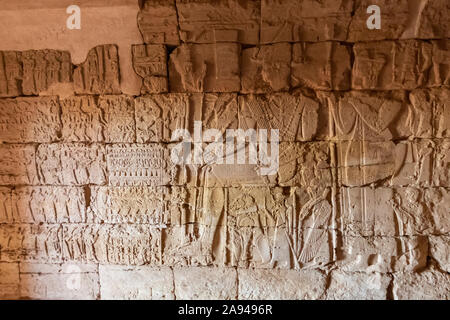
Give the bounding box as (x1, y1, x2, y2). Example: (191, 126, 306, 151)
(73, 45, 120, 95)
(0, 224, 63, 263)
(176, 0, 260, 44)
(0, 51, 22, 97)
(239, 93, 319, 142)
(0, 144, 38, 185)
(169, 43, 240, 93)
(291, 42, 351, 91)
(260, 0, 353, 43)
(132, 44, 168, 94)
(37, 144, 107, 185)
(137, 0, 180, 46)
(0, 97, 61, 143)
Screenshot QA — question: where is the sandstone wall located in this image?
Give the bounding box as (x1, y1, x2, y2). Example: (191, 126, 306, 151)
(0, 0, 449, 300)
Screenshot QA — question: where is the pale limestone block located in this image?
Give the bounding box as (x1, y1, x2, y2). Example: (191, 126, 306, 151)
(393, 268, 450, 300)
(326, 271, 390, 300)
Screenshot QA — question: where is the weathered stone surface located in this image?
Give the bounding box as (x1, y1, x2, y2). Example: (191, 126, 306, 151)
(88, 186, 168, 224)
(0, 262, 20, 299)
(99, 265, 174, 300)
(324, 91, 432, 141)
(413, 0, 450, 39)
(0, 144, 38, 185)
(63, 224, 161, 265)
(239, 93, 320, 141)
(429, 236, 450, 273)
(73, 45, 120, 95)
(326, 271, 390, 300)
(169, 43, 240, 92)
(0, 51, 22, 97)
(348, 0, 410, 42)
(292, 42, 351, 91)
(393, 268, 450, 300)
(98, 95, 136, 143)
(238, 269, 326, 299)
(261, 0, 353, 43)
(107, 144, 173, 186)
(9, 187, 86, 224)
(20, 50, 72, 95)
(0, 187, 12, 223)
(341, 187, 447, 237)
(0, 224, 63, 263)
(37, 144, 106, 185)
(63, 95, 135, 142)
(428, 40, 450, 87)
(428, 89, 450, 138)
(174, 267, 237, 299)
(137, 0, 180, 46)
(19, 263, 99, 300)
(241, 43, 291, 93)
(0, 97, 61, 143)
(176, 0, 260, 44)
(338, 235, 428, 273)
(352, 40, 434, 90)
(132, 44, 168, 94)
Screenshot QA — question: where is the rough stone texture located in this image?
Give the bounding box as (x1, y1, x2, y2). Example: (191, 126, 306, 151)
(169, 43, 241, 92)
(0, 0, 449, 300)
(393, 267, 450, 300)
(238, 269, 327, 300)
(0, 97, 61, 143)
(73, 45, 121, 95)
(174, 267, 237, 300)
(326, 271, 391, 300)
(99, 265, 174, 300)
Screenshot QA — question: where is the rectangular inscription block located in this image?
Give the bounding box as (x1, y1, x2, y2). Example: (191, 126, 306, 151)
(0, 187, 12, 223)
(0, 144, 38, 185)
(99, 95, 136, 143)
(0, 51, 22, 97)
(37, 144, 106, 185)
(132, 44, 168, 94)
(63, 224, 162, 265)
(0, 97, 61, 143)
(107, 144, 172, 186)
(11, 187, 86, 224)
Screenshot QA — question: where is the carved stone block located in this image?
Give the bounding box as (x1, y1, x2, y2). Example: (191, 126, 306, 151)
(278, 142, 332, 189)
(98, 95, 136, 143)
(241, 43, 291, 93)
(0, 187, 12, 224)
(238, 269, 326, 299)
(169, 43, 240, 92)
(132, 44, 168, 94)
(99, 265, 174, 299)
(239, 93, 320, 141)
(0, 263, 20, 299)
(337, 235, 428, 273)
(348, 0, 410, 42)
(428, 40, 450, 87)
(19, 263, 99, 300)
(415, 0, 450, 39)
(429, 236, 450, 273)
(73, 45, 120, 95)
(174, 267, 237, 300)
(176, 0, 260, 44)
(10, 187, 86, 224)
(36, 144, 107, 185)
(0, 51, 22, 97)
(291, 42, 351, 91)
(0, 97, 61, 143)
(88, 186, 168, 224)
(137, 0, 180, 46)
(352, 40, 433, 90)
(20, 50, 72, 96)
(0, 144, 38, 185)
(326, 271, 390, 300)
(0, 224, 63, 263)
(261, 0, 353, 43)
(107, 144, 173, 186)
(63, 224, 162, 265)
(341, 187, 445, 237)
(429, 89, 450, 138)
(393, 268, 450, 300)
